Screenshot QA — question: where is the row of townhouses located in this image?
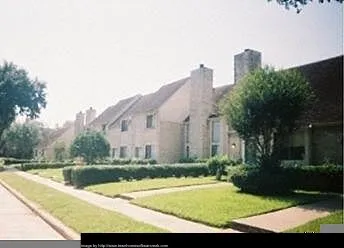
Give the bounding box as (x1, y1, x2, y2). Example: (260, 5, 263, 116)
(37, 49, 343, 165)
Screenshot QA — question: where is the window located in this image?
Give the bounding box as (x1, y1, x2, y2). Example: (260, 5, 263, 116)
(146, 114, 154, 128)
(280, 146, 305, 160)
(145, 145, 152, 159)
(211, 144, 219, 157)
(112, 148, 117, 158)
(135, 147, 140, 158)
(121, 120, 128, 132)
(120, 146, 127, 158)
(211, 120, 220, 156)
(185, 122, 190, 143)
(212, 121, 220, 143)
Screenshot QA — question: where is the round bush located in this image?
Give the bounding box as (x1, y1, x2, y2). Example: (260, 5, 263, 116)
(230, 165, 293, 195)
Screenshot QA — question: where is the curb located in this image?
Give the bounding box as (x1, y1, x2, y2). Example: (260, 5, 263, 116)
(0, 179, 80, 240)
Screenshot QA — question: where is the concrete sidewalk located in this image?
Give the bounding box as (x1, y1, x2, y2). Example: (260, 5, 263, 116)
(0, 183, 64, 240)
(231, 198, 343, 233)
(120, 182, 229, 199)
(15, 171, 240, 233)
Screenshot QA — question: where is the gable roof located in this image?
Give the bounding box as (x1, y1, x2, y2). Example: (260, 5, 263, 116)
(210, 84, 234, 116)
(88, 95, 141, 128)
(109, 77, 189, 126)
(293, 55, 343, 125)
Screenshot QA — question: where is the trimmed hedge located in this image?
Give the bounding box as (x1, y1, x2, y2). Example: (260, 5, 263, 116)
(0, 158, 37, 165)
(230, 166, 293, 195)
(62, 166, 73, 185)
(93, 159, 157, 165)
(282, 165, 343, 193)
(68, 163, 209, 188)
(20, 162, 76, 171)
(230, 165, 343, 194)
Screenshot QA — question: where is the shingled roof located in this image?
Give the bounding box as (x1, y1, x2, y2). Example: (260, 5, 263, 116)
(109, 77, 189, 126)
(88, 94, 141, 128)
(294, 55, 343, 125)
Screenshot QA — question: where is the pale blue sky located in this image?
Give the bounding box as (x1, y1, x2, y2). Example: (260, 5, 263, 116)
(0, 0, 342, 127)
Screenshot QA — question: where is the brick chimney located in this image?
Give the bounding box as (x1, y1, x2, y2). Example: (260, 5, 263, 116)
(234, 49, 262, 83)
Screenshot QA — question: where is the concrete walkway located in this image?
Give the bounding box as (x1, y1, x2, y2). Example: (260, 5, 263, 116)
(232, 198, 343, 233)
(14, 171, 240, 233)
(121, 182, 229, 199)
(0, 183, 64, 240)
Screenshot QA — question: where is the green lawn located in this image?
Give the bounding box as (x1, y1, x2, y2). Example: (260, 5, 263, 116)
(0, 172, 166, 233)
(86, 177, 218, 197)
(286, 210, 343, 233)
(27, 168, 64, 183)
(132, 185, 334, 228)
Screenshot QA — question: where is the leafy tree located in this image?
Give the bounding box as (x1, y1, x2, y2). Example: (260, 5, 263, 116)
(70, 131, 110, 164)
(2, 123, 41, 159)
(268, 0, 343, 13)
(54, 141, 67, 161)
(220, 66, 314, 170)
(0, 61, 46, 144)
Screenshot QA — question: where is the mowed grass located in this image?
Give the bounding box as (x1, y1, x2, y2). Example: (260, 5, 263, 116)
(286, 210, 343, 233)
(133, 185, 333, 228)
(86, 177, 218, 197)
(28, 168, 64, 183)
(0, 172, 166, 233)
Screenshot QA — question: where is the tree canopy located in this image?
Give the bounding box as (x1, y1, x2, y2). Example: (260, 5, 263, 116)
(0, 61, 46, 142)
(220, 66, 314, 169)
(268, 0, 343, 13)
(70, 130, 110, 164)
(2, 123, 41, 159)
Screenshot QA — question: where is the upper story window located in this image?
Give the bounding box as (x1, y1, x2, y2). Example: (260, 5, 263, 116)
(211, 120, 220, 156)
(121, 120, 128, 132)
(212, 120, 220, 143)
(185, 122, 190, 144)
(146, 114, 155, 129)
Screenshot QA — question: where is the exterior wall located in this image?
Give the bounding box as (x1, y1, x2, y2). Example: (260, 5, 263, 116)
(311, 124, 343, 165)
(44, 125, 75, 160)
(188, 65, 213, 159)
(159, 121, 183, 163)
(228, 131, 242, 161)
(159, 81, 191, 122)
(106, 112, 159, 160)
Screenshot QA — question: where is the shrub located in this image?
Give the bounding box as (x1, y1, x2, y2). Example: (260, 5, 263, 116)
(0, 165, 4, 172)
(20, 162, 76, 171)
(282, 165, 343, 193)
(70, 163, 209, 188)
(207, 156, 241, 179)
(62, 166, 73, 185)
(0, 157, 36, 165)
(230, 165, 293, 195)
(230, 164, 343, 195)
(179, 157, 198, 163)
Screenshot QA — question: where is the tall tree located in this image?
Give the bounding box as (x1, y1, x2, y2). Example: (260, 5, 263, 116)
(2, 123, 41, 159)
(70, 130, 110, 164)
(0, 61, 46, 143)
(268, 0, 343, 13)
(54, 141, 67, 161)
(220, 66, 314, 169)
